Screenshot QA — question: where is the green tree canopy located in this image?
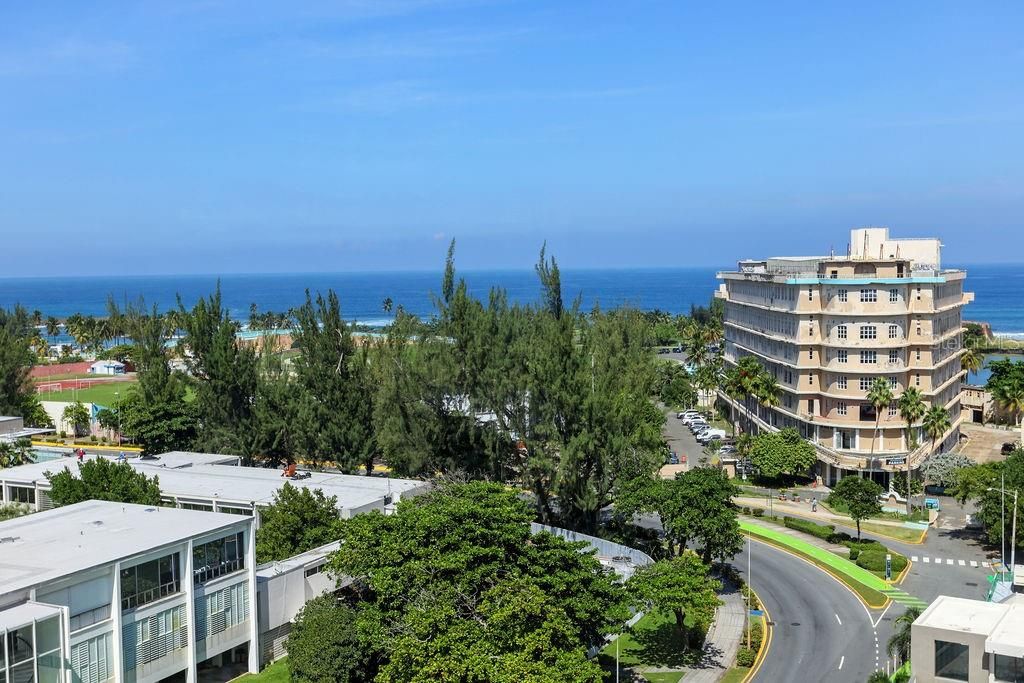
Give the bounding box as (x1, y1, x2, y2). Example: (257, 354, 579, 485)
(286, 595, 371, 683)
(62, 401, 91, 437)
(0, 306, 38, 421)
(828, 476, 883, 540)
(950, 449, 1024, 548)
(46, 458, 161, 507)
(327, 482, 631, 682)
(255, 483, 344, 564)
(629, 553, 721, 648)
(750, 428, 817, 480)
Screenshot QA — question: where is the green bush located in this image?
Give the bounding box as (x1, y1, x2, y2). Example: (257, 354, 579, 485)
(783, 516, 835, 540)
(848, 546, 860, 561)
(736, 647, 756, 667)
(856, 550, 907, 574)
(748, 621, 763, 652)
(741, 506, 751, 515)
(752, 508, 764, 517)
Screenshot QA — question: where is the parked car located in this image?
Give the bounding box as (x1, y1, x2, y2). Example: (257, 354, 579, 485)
(718, 445, 737, 455)
(672, 346, 682, 353)
(689, 422, 710, 433)
(668, 453, 679, 465)
(697, 428, 727, 444)
(677, 410, 700, 419)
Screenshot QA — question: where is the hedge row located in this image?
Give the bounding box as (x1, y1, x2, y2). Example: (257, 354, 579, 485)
(782, 516, 834, 540)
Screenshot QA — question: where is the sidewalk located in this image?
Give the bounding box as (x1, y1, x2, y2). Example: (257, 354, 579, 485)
(736, 495, 919, 532)
(683, 583, 747, 682)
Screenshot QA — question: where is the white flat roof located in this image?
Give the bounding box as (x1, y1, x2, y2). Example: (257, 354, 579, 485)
(0, 501, 248, 596)
(987, 604, 1024, 658)
(0, 602, 63, 631)
(0, 451, 427, 514)
(256, 541, 340, 578)
(917, 596, 1008, 634)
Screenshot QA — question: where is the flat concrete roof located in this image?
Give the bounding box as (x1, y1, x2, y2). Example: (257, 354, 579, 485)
(256, 541, 340, 578)
(0, 602, 63, 631)
(0, 501, 248, 596)
(916, 595, 1009, 635)
(0, 451, 428, 515)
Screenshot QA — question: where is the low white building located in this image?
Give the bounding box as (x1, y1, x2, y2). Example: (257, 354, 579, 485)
(0, 500, 258, 683)
(88, 361, 126, 376)
(912, 595, 1024, 682)
(0, 451, 429, 521)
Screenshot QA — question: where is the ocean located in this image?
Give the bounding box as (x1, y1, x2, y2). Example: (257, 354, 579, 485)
(0, 263, 1019, 336)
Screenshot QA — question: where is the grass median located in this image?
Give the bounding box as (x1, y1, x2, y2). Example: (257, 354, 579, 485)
(739, 520, 890, 608)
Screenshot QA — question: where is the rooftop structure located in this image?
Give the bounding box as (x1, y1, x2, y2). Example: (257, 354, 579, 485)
(0, 451, 429, 521)
(715, 227, 972, 486)
(0, 501, 258, 683)
(912, 595, 1024, 682)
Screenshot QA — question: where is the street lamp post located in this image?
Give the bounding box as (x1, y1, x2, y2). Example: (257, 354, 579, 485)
(988, 484, 1019, 582)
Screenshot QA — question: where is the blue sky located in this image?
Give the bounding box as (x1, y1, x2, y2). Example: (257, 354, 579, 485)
(1, 1, 1022, 276)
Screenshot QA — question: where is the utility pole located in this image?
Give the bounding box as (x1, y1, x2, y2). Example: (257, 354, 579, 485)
(1003, 474, 1006, 575)
(746, 532, 752, 649)
(1012, 489, 1019, 585)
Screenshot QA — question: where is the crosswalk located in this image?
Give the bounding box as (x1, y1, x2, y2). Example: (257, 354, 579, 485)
(910, 555, 997, 570)
(880, 587, 929, 610)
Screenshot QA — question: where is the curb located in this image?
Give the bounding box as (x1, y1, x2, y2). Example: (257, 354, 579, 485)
(741, 588, 770, 683)
(742, 530, 890, 610)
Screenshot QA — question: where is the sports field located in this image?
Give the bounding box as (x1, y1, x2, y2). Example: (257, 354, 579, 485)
(36, 382, 137, 407)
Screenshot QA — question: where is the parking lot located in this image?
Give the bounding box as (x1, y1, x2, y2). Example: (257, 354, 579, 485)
(660, 406, 707, 472)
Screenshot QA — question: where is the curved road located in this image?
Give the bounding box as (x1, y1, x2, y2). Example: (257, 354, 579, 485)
(735, 540, 887, 683)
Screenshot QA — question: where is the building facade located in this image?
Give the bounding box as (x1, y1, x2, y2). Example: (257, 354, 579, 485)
(0, 501, 258, 683)
(717, 227, 973, 485)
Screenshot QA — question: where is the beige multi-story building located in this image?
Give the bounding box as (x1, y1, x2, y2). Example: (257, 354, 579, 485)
(716, 227, 973, 486)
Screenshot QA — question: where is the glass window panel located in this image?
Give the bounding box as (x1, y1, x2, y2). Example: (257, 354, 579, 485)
(994, 654, 1024, 682)
(38, 651, 62, 683)
(934, 640, 969, 681)
(10, 660, 34, 683)
(36, 616, 61, 653)
(7, 626, 34, 663)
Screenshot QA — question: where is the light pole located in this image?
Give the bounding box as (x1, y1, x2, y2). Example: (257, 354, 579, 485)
(115, 390, 120, 447)
(988, 484, 1019, 582)
(746, 531, 752, 649)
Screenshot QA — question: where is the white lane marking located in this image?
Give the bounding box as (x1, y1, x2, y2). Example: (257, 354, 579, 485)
(872, 602, 894, 629)
(958, 560, 966, 566)
(970, 560, 978, 567)
(835, 613, 842, 625)
(911, 555, 918, 562)
(947, 558, 954, 565)
(838, 656, 844, 670)
(923, 556, 931, 563)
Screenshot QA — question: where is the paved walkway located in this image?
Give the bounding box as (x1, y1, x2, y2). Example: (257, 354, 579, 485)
(735, 495, 915, 531)
(682, 584, 747, 682)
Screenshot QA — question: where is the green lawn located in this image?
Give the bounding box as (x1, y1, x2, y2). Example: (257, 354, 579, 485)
(233, 658, 288, 683)
(859, 521, 927, 544)
(721, 667, 751, 683)
(37, 382, 138, 407)
(599, 610, 700, 680)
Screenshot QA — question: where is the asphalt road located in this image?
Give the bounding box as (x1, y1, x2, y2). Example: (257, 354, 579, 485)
(635, 512, 888, 681)
(737, 540, 889, 683)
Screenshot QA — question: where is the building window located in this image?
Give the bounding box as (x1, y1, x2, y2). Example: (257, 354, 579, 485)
(889, 350, 899, 364)
(889, 377, 898, 389)
(860, 325, 877, 340)
(934, 640, 969, 681)
(860, 288, 877, 303)
(860, 377, 872, 391)
(916, 373, 921, 386)
(121, 553, 181, 611)
(888, 401, 898, 417)
(837, 402, 847, 416)
(889, 288, 898, 303)
(917, 324, 922, 335)
(837, 325, 848, 340)
(838, 376, 847, 389)
(808, 374, 814, 385)
(916, 349, 922, 361)
(837, 350, 848, 363)
(807, 289, 813, 301)
(838, 289, 848, 302)
(304, 565, 323, 578)
(861, 351, 877, 364)
(994, 654, 1024, 682)
(809, 348, 814, 359)
(7, 486, 35, 505)
(917, 287, 922, 301)
(193, 532, 245, 585)
(889, 324, 899, 339)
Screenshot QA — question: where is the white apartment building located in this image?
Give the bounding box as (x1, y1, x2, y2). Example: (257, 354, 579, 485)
(716, 227, 973, 485)
(0, 501, 258, 683)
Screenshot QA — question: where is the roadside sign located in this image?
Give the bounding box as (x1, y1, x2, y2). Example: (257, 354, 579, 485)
(886, 457, 907, 466)
(886, 553, 892, 581)
(749, 609, 764, 617)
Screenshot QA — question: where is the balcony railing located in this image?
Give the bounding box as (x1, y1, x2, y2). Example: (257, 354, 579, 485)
(193, 558, 244, 585)
(121, 580, 180, 611)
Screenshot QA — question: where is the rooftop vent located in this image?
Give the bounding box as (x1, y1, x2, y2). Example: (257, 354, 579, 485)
(0, 536, 20, 544)
(144, 507, 156, 513)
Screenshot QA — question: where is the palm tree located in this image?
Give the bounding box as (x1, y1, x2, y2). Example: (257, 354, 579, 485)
(755, 373, 782, 425)
(922, 405, 952, 456)
(45, 316, 61, 346)
(866, 378, 893, 457)
(897, 387, 927, 516)
(31, 309, 42, 327)
(992, 378, 1024, 446)
(886, 606, 923, 664)
(961, 346, 982, 377)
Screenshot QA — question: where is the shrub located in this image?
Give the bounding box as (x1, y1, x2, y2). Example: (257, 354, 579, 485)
(742, 506, 751, 515)
(736, 648, 756, 667)
(88, 435, 97, 442)
(748, 621, 763, 651)
(856, 550, 907, 574)
(783, 516, 835, 540)
(59, 431, 67, 439)
(848, 546, 860, 561)
(752, 508, 764, 517)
